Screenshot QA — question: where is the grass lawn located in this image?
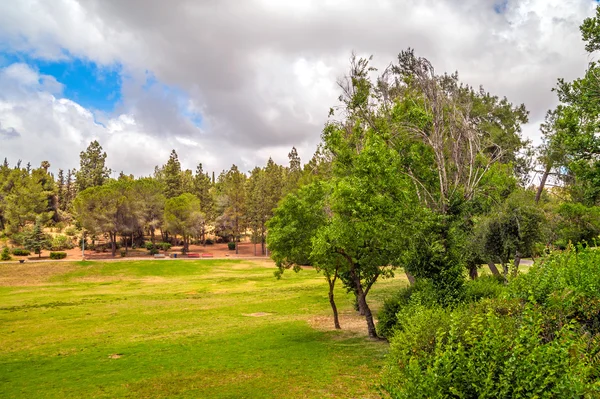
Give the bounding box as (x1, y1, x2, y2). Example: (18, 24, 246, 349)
(0, 259, 407, 398)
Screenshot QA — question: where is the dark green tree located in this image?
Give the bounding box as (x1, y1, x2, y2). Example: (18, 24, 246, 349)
(75, 140, 111, 191)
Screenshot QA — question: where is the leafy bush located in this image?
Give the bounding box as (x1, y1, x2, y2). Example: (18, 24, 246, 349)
(120, 250, 127, 257)
(1, 247, 11, 261)
(463, 275, 505, 302)
(381, 247, 600, 398)
(204, 238, 214, 245)
(228, 242, 236, 250)
(49, 252, 67, 260)
(11, 248, 30, 256)
(383, 304, 598, 398)
(145, 242, 155, 251)
(64, 226, 78, 237)
(157, 242, 171, 251)
(51, 235, 74, 251)
(148, 248, 159, 255)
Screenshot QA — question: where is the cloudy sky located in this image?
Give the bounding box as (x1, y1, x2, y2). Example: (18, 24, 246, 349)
(0, 0, 597, 177)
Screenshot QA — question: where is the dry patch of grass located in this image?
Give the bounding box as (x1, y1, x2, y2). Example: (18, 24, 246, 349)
(308, 311, 370, 337)
(0, 262, 77, 286)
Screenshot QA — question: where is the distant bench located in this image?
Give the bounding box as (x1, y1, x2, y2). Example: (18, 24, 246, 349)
(153, 254, 166, 258)
(201, 253, 213, 258)
(187, 253, 200, 258)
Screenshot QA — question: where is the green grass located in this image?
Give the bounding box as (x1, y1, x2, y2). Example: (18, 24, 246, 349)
(0, 259, 407, 398)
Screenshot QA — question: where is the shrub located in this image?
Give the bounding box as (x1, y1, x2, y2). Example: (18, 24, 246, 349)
(51, 235, 74, 251)
(377, 279, 445, 339)
(120, 250, 127, 257)
(145, 242, 155, 251)
(1, 247, 11, 261)
(11, 248, 30, 256)
(228, 242, 236, 251)
(382, 305, 598, 398)
(157, 242, 171, 251)
(463, 275, 505, 302)
(204, 238, 214, 245)
(64, 226, 78, 237)
(49, 252, 67, 260)
(381, 247, 600, 398)
(148, 248, 159, 255)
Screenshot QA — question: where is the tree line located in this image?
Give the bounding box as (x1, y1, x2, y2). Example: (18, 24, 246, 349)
(0, 137, 320, 257)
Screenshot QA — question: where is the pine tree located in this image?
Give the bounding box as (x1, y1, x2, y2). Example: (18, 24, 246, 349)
(76, 140, 111, 191)
(57, 169, 66, 212)
(163, 150, 183, 198)
(24, 221, 50, 258)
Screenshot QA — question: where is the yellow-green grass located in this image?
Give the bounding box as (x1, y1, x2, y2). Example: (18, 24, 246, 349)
(0, 259, 407, 398)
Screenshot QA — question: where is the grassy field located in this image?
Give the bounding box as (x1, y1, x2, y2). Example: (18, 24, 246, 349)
(0, 259, 407, 398)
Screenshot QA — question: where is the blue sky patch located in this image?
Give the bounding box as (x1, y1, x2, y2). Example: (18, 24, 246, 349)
(494, 0, 508, 14)
(0, 50, 122, 112)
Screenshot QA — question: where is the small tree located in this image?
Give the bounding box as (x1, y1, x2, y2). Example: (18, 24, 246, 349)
(1, 247, 11, 261)
(24, 221, 50, 258)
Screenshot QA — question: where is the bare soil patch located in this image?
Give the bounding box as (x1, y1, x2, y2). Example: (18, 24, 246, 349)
(308, 312, 370, 336)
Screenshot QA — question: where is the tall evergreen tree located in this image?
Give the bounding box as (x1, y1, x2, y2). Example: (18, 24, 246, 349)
(162, 150, 183, 199)
(75, 140, 111, 191)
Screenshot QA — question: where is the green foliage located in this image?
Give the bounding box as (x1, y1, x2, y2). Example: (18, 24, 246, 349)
(157, 242, 171, 251)
(204, 238, 214, 245)
(120, 250, 127, 257)
(1, 246, 11, 261)
(64, 226, 78, 237)
(75, 140, 111, 192)
(23, 222, 50, 257)
(463, 275, 505, 302)
(473, 189, 546, 275)
(382, 247, 600, 397)
(164, 193, 203, 253)
(11, 248, 30, 256)
(50, 235, 74, 251)
(227, 241, 236, 250)
(49, 252, 67, 260)
(383, 304, 598, 398)
(148, 248, 159, 255)
(267, 181, 328, 271)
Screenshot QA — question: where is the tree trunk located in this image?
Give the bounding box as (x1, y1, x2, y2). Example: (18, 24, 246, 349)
(501, 262, 509, 281)
(110, 232, 117, 257)
(151, 228, 155, 244)
(328, 287, 341, 329)
(405, 270, 416, 285)
(350, 266, 378, 339)
(261, 224, 265, 256)
(512, 252, 521, 277)
(468, 264, 478, 280)
(235, 235, 239, 255)
(535, 163, 552, 204)
(487, 260, 500, 277)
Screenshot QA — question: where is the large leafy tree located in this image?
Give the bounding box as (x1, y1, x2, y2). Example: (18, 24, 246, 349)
(215, 165, 246, 253)
(193, 163, 214, 243)
(330, 51, 528, 290)
(473, 190, 546, 279)
(164, 193, 203, 253)
(76, 140, 111, 192)
(247, 158, 285, 255)
(267, 181, 341, 328)
(73, 180, 136, 257)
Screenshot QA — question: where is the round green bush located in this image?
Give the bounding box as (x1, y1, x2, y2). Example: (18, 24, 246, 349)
(228, 242, 236, 251)
(49, 252, 67, 260)
(12, 248, 31, 256)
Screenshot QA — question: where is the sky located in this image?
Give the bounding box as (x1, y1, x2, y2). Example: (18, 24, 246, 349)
(0, 0, 598, 177)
